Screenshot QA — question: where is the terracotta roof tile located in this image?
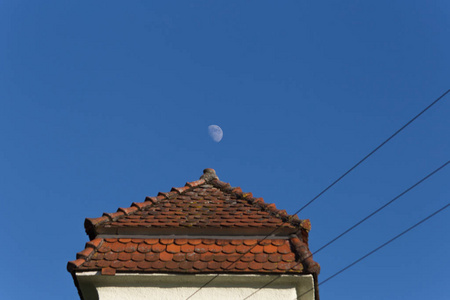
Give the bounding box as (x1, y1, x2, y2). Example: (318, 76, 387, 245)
(104, 252, 118, 261)
(76, 247, 94, 259)
(145, 252, 159, 262)
(84, 173, 310, 239)
(268, 254, 282, 263)
(124, 261, 137, 268)
(152, 243, 165, 253)
(86, 238, 103, 248)
(111, 261, 124, 268)
(111, 242, 125, 252)
(137, 243, 152, 253)
(70, 238, 312, 274)
(118, 252, 131, 261)
(131, 252, 145, 262)
(144, 238, 158, 245)
(166, 244, 181, 253)
(69, 168, 320, 299)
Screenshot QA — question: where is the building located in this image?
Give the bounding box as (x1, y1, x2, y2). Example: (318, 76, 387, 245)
(67, 168, 320, 299)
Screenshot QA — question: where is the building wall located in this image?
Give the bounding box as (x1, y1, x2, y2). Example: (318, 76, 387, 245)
(76, 272, 315, 300)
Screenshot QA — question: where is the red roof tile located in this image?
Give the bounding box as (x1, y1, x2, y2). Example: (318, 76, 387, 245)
(68, 169, 320, 281)
(69, 238, 309, 274)
(84, 171, 309, 239)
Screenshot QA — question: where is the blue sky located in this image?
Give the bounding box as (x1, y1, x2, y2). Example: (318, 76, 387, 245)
(1, 1, 449, 299)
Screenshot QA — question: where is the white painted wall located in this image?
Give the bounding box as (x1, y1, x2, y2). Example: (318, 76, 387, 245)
(76, 272, 315, 300)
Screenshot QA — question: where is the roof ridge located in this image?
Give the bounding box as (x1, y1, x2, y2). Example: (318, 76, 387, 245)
(84, 170, 311, 239)
(209, 179, 311, 231)
(84, 179, 206, 236)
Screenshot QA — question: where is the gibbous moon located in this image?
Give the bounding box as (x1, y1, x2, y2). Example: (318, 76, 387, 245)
(208, 125, 223, 142)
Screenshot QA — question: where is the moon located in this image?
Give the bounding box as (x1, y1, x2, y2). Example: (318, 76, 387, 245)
(208, 125, 223, 142)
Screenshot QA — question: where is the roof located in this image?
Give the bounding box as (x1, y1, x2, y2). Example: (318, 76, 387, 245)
(68, 169, 320, 297)
(84, 169, 310, 239)
(68, 237, 309, 275)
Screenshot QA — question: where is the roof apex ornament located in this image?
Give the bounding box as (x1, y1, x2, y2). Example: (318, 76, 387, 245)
(200, 168, 219, 181)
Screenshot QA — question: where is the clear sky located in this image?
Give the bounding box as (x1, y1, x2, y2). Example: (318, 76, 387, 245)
(1, 1, 449, 299)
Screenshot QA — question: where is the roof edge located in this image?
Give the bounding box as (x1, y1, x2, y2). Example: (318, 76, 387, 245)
(289, 235, 320, 275)
(209, 178, 311, 231)
(67, 238, 104, 273)
(84, 179, 207, 238)
(84, 170, 311, 239)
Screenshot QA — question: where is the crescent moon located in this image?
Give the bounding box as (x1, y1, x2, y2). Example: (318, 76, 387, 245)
(208, 125, 223, 142)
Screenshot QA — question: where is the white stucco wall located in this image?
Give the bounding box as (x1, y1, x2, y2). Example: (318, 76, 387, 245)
(76, 272, 315, 300)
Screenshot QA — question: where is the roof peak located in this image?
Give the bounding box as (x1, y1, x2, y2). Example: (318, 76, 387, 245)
(84, 169, 311, 240)
(199, 168, 219, 181)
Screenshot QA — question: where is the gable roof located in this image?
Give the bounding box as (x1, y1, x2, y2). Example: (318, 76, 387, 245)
(84, 169, 311, 240)
(68, 169, 320, 299)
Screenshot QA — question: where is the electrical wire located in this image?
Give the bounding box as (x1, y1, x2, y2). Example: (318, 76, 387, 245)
(184, 89, 450, 300)
(293, 88, 449, 215)
(292, 202, 450, 300)
(242, 160, 449, 299)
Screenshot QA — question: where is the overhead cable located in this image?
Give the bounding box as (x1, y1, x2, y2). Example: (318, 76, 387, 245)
(184, 89, 450, 300)
(292, 202, 450, 300)
(242, 160, 449, 299)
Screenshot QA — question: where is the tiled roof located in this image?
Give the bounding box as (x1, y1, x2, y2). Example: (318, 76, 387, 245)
(69, 169, 319, 281)
(85, 169, 310, 239)
(67, 237, 315, 275)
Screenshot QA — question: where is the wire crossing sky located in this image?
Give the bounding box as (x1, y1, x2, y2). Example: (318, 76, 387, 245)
(184, 92, 449, 300)
(242, 160, 449, 300)
(292, 202, 450, 300)
(293, 89, 450, 215)
(1, 1, 449, 299)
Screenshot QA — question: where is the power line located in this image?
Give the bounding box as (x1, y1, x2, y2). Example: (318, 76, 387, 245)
(313, 160, 449, 255)
(292, 202, 450, 300)
(293, 88, 449, 216)
(185, 90, 449, 300)
(184, 89, 450, 300)
(242, 160, 449, 299)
